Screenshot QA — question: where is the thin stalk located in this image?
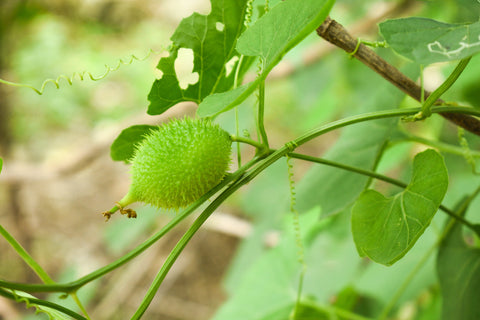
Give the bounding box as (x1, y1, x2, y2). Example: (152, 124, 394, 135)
(288, 153, 406, 188)
(292, 271, 305, 319)
(293, 106, 480, 147)
(258, 80, 269, 148)
(235, 106, 242, 166)
(364, 140, 389, 189)
(420, 64, 425, 104)
(234, 55, 245, 167)
(396, 133, 480, 158)
(0, 225, 54, 284)
(230, 135, 264, 149)
(438, 204, 479, 235)
(418, 57, 472, 119)
(0, 288, 87, 320)
(70, 292, 91, 320)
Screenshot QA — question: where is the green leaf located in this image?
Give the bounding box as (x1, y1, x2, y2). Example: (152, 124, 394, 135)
(352, 149, 449, 266)
(197, 0, 335, 117)
(147, 0, 251, 115)
(110, 125, 157, 162)
(380, 17, 480, 64)
(437, 218, 480, 320)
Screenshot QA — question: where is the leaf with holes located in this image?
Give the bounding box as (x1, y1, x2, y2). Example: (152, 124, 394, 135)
(197, 0, 335, 117)
(380, 17, 480, 64)
(351, 149, 448, 266)
(147, 0, 252, 115)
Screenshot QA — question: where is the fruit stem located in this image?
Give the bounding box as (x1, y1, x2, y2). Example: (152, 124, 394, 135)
(102, 191, 137, 221)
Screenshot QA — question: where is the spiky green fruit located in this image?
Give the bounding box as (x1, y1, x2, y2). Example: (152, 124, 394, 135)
(112, 118, 232, 216)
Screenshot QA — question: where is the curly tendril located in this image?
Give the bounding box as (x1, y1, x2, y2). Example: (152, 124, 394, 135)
(244, 0, 254, 27)
(286, 155, 305, 267)
(0, 48, 164, 95)
(10, 290, 54, 319)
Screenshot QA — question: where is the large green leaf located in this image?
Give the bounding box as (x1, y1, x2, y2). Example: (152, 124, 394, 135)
(110, 125, 157, 162)
(437, 217, 480, 320)
(380, 17, 480, 64)
(197, 0, 335, 117)
(147, 0, 251, 115)
(352, 149, 448, 266)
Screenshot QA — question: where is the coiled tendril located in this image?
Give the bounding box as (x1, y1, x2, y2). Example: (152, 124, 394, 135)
(0, 48, 164, 95)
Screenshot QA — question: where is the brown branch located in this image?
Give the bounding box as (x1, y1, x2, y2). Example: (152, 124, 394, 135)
(316, 16, 480, 137)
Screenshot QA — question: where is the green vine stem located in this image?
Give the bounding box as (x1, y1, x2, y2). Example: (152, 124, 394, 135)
(230, 135, 264, 149)
(288, 153, 405, 189)
(0, 225, 54, 284)
(411, 56, 472, 120)
(2, 106, 480, 298)
(70, 292, 92, 320)
(395, 132, 480, 159)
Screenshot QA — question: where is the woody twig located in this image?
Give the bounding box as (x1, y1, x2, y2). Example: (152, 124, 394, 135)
(317, 16, 480, 136)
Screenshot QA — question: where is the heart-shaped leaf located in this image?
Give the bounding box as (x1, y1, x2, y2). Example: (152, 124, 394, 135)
(351, 149, 448, 266)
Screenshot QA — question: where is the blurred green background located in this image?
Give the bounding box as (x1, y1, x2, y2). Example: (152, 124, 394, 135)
(1, 0, 479, 319)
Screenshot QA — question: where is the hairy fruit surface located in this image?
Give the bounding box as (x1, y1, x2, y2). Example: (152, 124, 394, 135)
(125, 117, 232, 210)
